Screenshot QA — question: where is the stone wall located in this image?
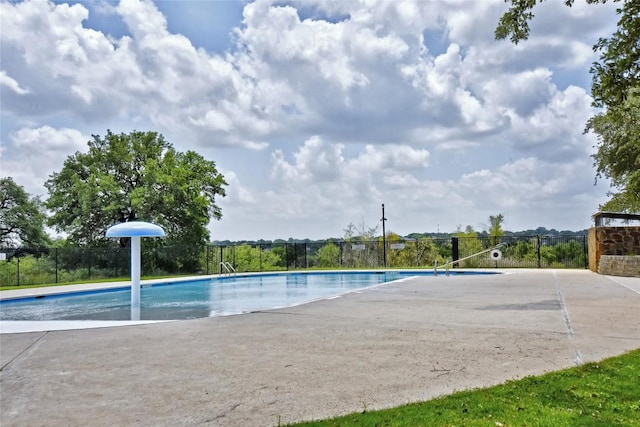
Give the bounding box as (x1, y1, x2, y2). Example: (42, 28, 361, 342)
(588, 226, 640, 276)
(598, 255, 640, 277)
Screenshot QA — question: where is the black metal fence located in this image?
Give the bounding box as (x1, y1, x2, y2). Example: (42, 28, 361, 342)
(0, 235, 588, 287)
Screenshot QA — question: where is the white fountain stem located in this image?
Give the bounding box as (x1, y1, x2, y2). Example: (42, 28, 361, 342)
(131, 236, 141, 320)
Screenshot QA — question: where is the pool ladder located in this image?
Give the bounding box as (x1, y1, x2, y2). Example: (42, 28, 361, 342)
(219, 262, 236, 277)
(434, 243, 506, 276)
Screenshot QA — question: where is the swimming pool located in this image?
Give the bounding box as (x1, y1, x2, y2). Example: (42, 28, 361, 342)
(0, 271, 496, 321)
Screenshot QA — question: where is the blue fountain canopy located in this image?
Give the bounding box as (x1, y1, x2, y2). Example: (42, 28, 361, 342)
(106, 221, 166, 238)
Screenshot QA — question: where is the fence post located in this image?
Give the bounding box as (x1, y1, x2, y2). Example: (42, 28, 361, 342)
(206, 245, 210, 275)
(451, 238, 459, 268)
(285, 243, 289, 271)
(16, 252, 20, 286)
(54, 247, 58, 283)
(153, 246, 158, 275)
(87, 248, 91, 280)
(583, 235, 588, 269)
(537, 235, 541, 268)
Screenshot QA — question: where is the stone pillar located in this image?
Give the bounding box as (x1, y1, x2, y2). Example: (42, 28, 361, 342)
(588, 227, 598, 272)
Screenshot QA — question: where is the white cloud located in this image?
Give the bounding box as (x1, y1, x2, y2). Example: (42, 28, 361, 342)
(2, 126, 88, 197)
(351, 144, 430, 172)
(12, 126, 86, 152)
(270, 137, 430, 187)
(116, 0, 168, 40)
(0, 71, 30, 95)
(481, 68, 555, 117)
(444, 1, 503, 46)
(508, 85, 596, 160)
(218, 170, 256, 205)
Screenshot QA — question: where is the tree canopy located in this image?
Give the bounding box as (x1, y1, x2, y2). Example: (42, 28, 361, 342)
(589, 90, 640, 211)
(0, 177, 49, 248)
(45, 130, 227, 246)
(343, 221, 379, 240)
(496, 0, 640, 213)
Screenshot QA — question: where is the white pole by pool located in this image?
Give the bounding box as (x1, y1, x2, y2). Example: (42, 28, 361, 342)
(130, 236, 141, 320)
(105, 222, 165, 321)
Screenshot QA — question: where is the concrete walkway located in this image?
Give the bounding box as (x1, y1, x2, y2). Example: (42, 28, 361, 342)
(1, 270, 639, 426)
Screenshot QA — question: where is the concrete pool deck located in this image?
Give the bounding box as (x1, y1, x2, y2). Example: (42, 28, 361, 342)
(1, 269, 639, 426)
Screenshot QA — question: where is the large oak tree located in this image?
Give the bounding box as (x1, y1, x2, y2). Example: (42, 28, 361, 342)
(496, 0, 639, 212)
(45, 130, 228, 247)
(0, 177, 49, 248)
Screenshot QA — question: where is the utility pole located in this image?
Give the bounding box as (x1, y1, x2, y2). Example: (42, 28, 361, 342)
(381, 203, 387, 267)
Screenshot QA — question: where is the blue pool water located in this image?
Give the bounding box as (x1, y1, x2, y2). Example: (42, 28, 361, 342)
(0, 271, 496, 321)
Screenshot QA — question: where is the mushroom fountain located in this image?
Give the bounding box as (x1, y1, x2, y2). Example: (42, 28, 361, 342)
(105, 221, 165, 320)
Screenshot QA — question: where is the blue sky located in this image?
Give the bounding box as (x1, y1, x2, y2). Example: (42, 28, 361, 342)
(0, 0, 620, 240)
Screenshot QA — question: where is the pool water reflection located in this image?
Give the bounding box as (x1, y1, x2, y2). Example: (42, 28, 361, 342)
(0, 271, 495, 321)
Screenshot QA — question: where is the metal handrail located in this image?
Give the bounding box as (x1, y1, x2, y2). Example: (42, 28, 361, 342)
(434, 243, 506, 275)
(219, 262, 236, 276)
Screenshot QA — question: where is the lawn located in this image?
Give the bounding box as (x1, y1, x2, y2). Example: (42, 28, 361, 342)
(0, 275, 193, 291)
(290, 348, 640, 426)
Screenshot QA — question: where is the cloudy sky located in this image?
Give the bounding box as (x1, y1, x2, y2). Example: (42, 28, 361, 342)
(0, 0, 619, 240)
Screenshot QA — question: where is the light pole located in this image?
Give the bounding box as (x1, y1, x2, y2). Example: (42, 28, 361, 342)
(381, 203, 387, 267)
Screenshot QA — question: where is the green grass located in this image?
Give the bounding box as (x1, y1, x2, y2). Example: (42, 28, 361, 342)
(0, 277, 127, 291)
(290, 349, 640, 426)
(0, 274, 195, 291)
